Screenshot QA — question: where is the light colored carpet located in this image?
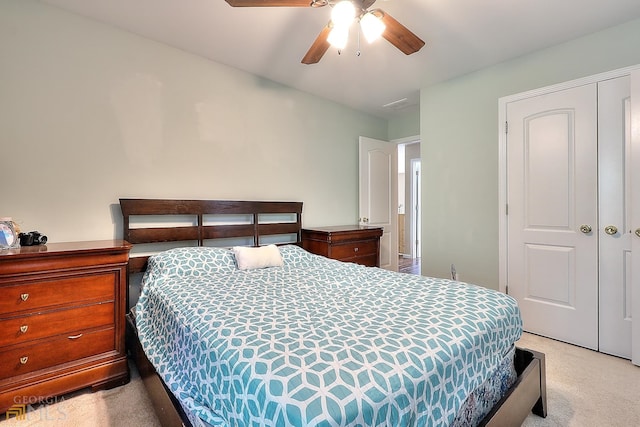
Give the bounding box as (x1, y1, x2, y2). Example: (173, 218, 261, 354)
(518, 332, 640, 427)
(2, 333, 639, 426)
(0, 360, 159, 427)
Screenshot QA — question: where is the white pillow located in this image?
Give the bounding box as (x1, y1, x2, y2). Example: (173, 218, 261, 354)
(232, 244, 284, 270)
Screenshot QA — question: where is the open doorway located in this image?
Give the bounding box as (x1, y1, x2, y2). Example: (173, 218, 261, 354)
(397, 140, 421, 275)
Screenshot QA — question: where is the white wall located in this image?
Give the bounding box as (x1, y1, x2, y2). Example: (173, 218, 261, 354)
(0, 1, 388, 242)
(420, 17, 640, 289)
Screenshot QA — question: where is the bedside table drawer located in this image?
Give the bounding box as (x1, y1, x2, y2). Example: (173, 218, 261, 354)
(0, 327, 116, 380)
(331, 240, 378, 259)
(0, 303, 114, 348)
(0, 273, 115, 316)
(302, 226, 382, 267)
(341, 254, 378, 267)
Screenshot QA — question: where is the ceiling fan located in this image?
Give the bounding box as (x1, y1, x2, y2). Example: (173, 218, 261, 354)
(224, 0, 425, 64)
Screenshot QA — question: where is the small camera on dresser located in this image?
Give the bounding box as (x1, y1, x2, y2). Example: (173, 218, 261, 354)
(19, 231, 48, 246)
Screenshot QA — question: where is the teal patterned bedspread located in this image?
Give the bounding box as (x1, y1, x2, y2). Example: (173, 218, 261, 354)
(135, 245, 522, 427)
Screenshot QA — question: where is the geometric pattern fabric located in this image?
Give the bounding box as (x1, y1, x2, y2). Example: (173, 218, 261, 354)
(135, 245, 522, 427)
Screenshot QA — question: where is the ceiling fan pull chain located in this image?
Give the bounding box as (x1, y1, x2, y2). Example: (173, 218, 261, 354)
(356, 28, 361, 56)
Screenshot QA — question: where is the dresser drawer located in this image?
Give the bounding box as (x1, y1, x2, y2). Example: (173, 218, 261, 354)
(0, 272, 115, 316)
(330, 240, 378, 259)
(0, 303, 114, 348)
(0, 240, 130, 414)
(341, 254, 379, 267)
(0, 328, 115, 380)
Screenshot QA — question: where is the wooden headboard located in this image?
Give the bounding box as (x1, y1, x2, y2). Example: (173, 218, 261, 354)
(120, 199, 303, 273)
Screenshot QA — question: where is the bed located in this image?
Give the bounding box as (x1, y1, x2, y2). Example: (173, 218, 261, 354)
(120, 198, 547, 427)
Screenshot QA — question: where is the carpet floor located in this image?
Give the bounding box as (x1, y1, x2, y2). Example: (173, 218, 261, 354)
(0, 360, 159, 427)
(1, 332, 639, 426)
(518, 332, 640, 427)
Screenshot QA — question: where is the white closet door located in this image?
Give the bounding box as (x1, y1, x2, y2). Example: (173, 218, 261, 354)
(631, 70, 640, 366)
(598, 76, 632, 358)
(506, 84, 599, 350)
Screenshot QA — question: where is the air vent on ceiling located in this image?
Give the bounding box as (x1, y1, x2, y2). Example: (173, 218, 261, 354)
(382, 98, 410, 110)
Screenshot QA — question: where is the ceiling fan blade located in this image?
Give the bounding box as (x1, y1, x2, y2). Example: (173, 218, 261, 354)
(225, 0, 312, 6)
(301, 24, 331, 64)
(378, 10, 425, 55)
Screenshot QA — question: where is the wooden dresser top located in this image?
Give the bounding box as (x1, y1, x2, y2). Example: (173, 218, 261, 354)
(0, 240, 131, 259)
(302, 225, 382, 233)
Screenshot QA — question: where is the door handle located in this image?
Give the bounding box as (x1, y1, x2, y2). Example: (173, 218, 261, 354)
(636, 228, 640, 238)
(579, 224, 592, 234)
(604, 225, 618, 235)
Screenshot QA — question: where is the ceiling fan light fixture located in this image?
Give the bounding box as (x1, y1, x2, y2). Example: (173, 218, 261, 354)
(327, 26, 349, 49)
(331, 1, 356, 28)
(360, 11, 386, 43)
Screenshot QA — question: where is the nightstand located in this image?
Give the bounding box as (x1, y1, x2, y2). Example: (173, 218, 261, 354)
(302, 225, 383, 267)
(0, 240, 131, 414)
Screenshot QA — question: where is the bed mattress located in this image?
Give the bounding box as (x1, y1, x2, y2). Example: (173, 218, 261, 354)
(134, 245, 523, 426)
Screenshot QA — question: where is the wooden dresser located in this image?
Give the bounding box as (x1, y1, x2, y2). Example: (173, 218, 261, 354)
(302, 226, 383, 267)
(0, 240, 131, 414)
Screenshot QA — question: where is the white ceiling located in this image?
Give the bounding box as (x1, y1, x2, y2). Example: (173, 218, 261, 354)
(40, 0, 640, 119)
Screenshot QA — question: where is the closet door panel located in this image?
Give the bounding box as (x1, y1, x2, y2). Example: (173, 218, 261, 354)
(598, 75, 632, 359)
(631, 70, 640, 367)
(507, 84, 598, 350)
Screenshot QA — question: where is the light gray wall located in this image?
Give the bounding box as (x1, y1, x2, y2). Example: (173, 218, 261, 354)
(0, 1, 387, 243)
(388, 109, 420, 140)
(420, 17, 640, 289)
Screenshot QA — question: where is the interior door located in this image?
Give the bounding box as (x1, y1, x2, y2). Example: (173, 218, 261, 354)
(411, 159, 422, 259)
(359, 136, 398, 271)
(598, 75, 632, 358)
(631, 69, 640, 366)
(506, 84, 599, 350)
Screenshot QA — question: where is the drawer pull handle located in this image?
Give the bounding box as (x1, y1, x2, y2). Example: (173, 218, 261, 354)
(354, 247, 359, 252)
(20, 293, 29, 302)
(20, 325, 28, 334)
(20, 356, 28, 365)
(68, 334, 83, 340)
